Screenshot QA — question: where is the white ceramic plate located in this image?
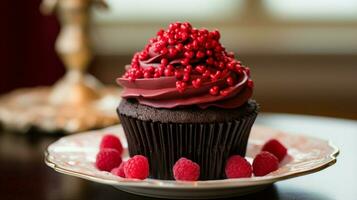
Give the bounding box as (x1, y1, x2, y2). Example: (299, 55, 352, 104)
(45, 125, 339, 199)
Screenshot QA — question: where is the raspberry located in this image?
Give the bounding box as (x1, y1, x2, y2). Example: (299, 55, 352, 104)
(100, 134, 123, 155)
(173, 157, 200, 181)
(225, 155, 252, 178)
(262, 139, 287, 161)
(252, 151, 279, 176)
(111, 161, 126, 178)
(95, 149, 122, 172)
(124, 155, 149, 180)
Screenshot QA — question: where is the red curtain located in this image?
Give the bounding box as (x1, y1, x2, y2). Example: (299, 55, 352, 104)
(0, 0, 65, 94)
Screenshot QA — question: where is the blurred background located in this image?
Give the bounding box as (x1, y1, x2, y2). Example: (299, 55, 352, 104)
(0, 1, 357, 199)
(1, 0, 357, 119)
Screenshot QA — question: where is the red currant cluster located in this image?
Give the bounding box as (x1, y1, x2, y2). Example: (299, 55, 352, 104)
(123, 22, 251, 95)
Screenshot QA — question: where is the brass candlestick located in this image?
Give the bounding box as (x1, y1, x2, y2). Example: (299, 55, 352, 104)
(42, 0, 104, 106)
(0, 0, 120, 133)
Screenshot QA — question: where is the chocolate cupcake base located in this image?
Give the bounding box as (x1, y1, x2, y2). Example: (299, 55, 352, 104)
(118, 99, 258, 180)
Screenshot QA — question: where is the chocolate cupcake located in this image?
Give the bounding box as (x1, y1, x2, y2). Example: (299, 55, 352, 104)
(117, 22, 259, 180)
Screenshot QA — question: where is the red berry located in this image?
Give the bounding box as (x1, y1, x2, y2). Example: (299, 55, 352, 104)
(235, 65, 243, 73)
(149, 38, 157, 44)
(168, 48, 177, 57)
(175, 70, 183, 79)
(210, 71, 221, 81)
(139, 52, 148, 60)
(175, 43, 184, 51)
(218, 61, 225, 69)
(160, 47, 168, 55)
(211, 40, 218, 48)
(184, 65, 192, 73)
(195, 65, 206, 74)
(135, 70, 143, 79)
(226, 76, 234, 86)
(197, 36, 205, 43)
(176, 81, 187, 93)
(156, 29, 164, 36)
(168, 38, 175, 45)
(173, 158, 200, 181)
(169, 22, 177, 30)
(196, 51, 205, 58)
(124, 155, 149, 180)
(100, 134, 123, 155)
(146, 66, 155, 73)
(181, 58, 190, 66)
(206, 57, 214, 65)
(209, 86, 219, 95)
(181, 32, 189, 41)
(227, 62, 235, 70)
(220, 88, 230, 96)
(128, 75, 135, 82)
(211, 30, 220, 40)
(160, 58, 168, 66)
(202, 70, 211, 78)
(227, 51, 235, 58)
(164, 68, 174, 76)
(262, 139, 287, 161)
(215, 45, 224, 52)
(111, 161, 126, 178)
(192, 40, 199, 50)
(192, 78, 202, 88)
(184, 51, 194, 59)
(183, 73, 190, 82)
(153, 72, 161, 78)
(143, 71, 149, 78)
(95, 149, 122, 172)
(225, 155, 252, 178)
(253, 151, 279, 176)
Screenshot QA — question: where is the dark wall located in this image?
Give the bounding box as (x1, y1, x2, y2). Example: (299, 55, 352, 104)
(0, 0, 65, 94)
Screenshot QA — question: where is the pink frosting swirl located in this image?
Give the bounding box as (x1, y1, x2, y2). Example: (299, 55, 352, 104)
(117, 70, 252, 109)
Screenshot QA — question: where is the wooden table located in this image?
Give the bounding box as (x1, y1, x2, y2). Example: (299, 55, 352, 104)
(0, 113, 356, 200)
